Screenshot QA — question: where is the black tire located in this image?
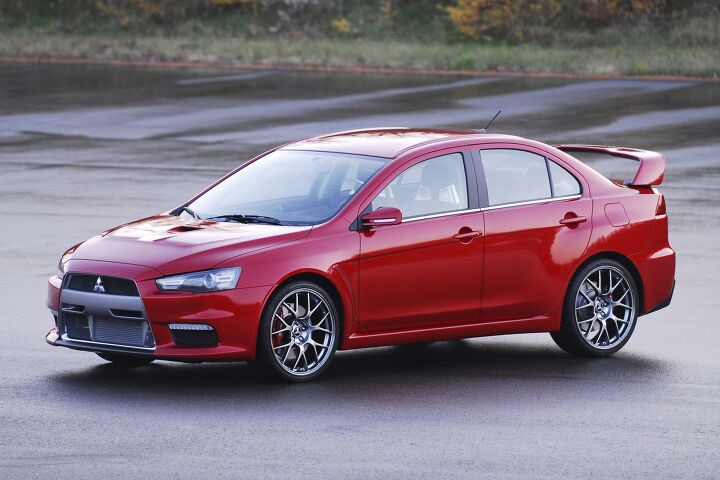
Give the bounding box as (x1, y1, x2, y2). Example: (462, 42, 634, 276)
(255, 281, 340, 382)
(551, 258, 639, 356)
(96, 352, 155, 367)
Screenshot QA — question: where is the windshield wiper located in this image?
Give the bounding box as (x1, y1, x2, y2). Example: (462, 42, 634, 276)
(178, 206, 201, 220)
(207, 214, 283, 225)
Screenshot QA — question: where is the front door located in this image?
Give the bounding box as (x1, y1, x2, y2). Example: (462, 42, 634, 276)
(357, 151, 484, 333)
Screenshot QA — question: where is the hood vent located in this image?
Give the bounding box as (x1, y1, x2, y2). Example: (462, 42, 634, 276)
(167, 225, 203, 234)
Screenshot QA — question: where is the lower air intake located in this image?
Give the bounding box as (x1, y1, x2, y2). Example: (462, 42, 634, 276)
(94, 317, 146, 347)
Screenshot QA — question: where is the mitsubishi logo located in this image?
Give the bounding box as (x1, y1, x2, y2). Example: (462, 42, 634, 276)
(93, 276, 106, 294)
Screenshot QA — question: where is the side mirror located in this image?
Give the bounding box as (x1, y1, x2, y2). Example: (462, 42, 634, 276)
(361, 207, 402, 229)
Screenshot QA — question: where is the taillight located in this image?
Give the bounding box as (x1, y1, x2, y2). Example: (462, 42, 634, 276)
(656, 194, 666, 215)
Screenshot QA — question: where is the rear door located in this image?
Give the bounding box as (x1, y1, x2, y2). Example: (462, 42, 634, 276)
(356, 150, 484, 333)
(474, 146, 592, 322)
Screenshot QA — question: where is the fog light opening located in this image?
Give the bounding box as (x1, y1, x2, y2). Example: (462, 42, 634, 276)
(168, 323, 219, 347)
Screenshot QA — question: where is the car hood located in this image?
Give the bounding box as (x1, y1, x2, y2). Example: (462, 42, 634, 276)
(71, 215, 313, 276)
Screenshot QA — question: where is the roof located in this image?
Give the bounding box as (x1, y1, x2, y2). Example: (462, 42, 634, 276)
(281, 127, 522, 158)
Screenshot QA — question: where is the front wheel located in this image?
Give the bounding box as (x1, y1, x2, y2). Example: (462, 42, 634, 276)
(255, 281, 340, 382)
(96, 352, 155, 367)
(551, 259, 639, 356)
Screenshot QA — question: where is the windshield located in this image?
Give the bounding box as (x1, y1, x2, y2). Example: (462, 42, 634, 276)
(186, 150, 388, 225)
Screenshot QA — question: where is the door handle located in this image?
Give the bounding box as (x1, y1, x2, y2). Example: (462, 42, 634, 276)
(559, 215, 587, 226)
(453, 230, 483, 241)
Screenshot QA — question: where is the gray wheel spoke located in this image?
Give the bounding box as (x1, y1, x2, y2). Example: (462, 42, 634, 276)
(308, 337, 328, 349)
(275, 313, 291, 327)
(300, 347, 309, 370)
(292, 347, 303, 370)
(310, 325, 332, 334)
(281, 302, 297, 317)
(308, 301, 322, 317)
(601, 324, 609, 344)
(273, 340, 293, 351)
(584, 319, 596, 339)
(282, 344, 293, 364)
(615, 288, 630, 303)
(313, 312, 329, 327)
(580, 290, 594, 304)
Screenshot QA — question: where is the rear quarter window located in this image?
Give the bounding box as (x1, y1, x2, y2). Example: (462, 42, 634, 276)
(548, 160, 581, 196)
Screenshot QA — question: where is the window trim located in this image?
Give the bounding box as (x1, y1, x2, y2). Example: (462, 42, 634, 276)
(390, 192, 583, 222)
(546, 157, 556, 198)
(402, 207, 483, 223)
(480, 194, 582, 212)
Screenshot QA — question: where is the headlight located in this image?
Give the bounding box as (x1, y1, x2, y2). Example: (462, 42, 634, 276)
(57, 243, 81, 279)
(156, 267, 241, 293)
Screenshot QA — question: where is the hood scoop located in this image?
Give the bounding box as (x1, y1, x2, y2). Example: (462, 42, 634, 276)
(168, 225, 204, 233)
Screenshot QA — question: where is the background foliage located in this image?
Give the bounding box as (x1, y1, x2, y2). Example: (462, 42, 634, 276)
(1, 0, 717, 43)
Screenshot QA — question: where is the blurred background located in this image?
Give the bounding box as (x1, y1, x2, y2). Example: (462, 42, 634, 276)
(1, 2, 719, 479)
(1, 0, 718, 77)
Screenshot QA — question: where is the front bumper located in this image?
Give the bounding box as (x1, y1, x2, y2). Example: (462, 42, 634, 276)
(46, 327, 154, 357)
(47, 262, 274, 361)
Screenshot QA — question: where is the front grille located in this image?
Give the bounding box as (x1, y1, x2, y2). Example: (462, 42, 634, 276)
(94, 317, 147, 346)
(64, 312, 151, 347)
(64, 274, 140, 296)
(59, 276, 155, 350)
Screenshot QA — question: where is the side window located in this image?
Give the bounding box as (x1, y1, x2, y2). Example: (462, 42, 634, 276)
(548, 160, 581, 197)
(481, 149, 551, 206)
(371, 153, 468, 219)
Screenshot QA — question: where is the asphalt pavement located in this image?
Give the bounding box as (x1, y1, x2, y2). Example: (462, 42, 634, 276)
(0, 63, 719, 479)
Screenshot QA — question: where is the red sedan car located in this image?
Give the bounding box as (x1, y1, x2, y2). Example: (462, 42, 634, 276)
(46, 128, 675, 381)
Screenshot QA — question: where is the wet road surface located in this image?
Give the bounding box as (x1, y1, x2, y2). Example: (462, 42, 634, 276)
(1, 63, 719, 479)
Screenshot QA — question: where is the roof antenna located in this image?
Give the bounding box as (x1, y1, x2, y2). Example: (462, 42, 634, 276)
(475, 109, 502, 133)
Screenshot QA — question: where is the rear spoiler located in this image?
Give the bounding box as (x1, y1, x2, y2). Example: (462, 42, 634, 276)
(555, 144, 665, 187)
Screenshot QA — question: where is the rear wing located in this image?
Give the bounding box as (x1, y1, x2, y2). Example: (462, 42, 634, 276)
(555, 144, 665, 187)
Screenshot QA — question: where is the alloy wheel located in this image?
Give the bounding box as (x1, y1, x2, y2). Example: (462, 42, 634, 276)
(269, 288, 336, 376)
(574, 265, 636, 349)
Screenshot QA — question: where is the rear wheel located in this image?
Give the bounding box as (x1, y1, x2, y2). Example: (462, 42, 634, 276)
(96, 352, 154, 367)
(551, 258, 639, 356)
(255, 281, 340, 382)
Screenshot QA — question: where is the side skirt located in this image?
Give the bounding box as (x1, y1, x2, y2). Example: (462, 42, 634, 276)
(341, 315, 555, 350)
